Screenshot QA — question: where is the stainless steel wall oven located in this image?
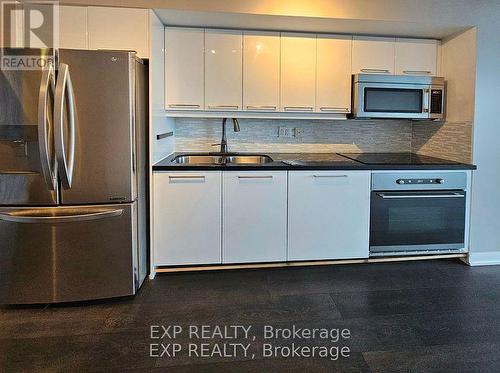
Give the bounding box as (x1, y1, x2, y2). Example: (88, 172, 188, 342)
(370, 172, 468, 256)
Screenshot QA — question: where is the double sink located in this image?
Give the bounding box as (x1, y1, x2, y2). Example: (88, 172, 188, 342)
(172, 153, 273, 165)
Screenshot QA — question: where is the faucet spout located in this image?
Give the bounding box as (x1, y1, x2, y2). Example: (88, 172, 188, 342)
(232, 118, 240, 132)
(216, 118, 240, 154)
(220, 118, 228, 153)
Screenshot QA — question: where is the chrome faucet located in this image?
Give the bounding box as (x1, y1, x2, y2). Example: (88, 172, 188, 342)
(213, 118, 240, 153)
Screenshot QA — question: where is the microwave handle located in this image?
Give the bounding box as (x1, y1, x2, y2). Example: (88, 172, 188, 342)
(423, 88, 430, 113)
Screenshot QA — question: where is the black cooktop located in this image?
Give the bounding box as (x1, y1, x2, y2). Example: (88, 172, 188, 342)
(282, 153, 360, 166)
(338, 153, 463, 166)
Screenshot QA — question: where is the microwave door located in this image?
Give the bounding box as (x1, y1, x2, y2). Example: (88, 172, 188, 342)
(356, 82, 429, 119)
(0, 51, 58, 206)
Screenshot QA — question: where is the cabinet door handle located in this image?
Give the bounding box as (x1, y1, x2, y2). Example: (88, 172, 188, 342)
(168, 104, 200, 108)
(319, 107, 349, 112)
(403, 70, 432, 75)
(360, 68, 390, 73)
(237, 175, 273, 179)
(284, 106, 313, 112)
(313, 174, 348, 178)
(246, 105, 277, 111)
(208, 105, 239, 110)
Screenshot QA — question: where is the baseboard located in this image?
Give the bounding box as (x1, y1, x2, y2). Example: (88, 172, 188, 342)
(153, 254, 467, 273)
(467, 252, 500, 266)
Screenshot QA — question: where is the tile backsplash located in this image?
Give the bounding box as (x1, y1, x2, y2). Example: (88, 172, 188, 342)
(174, 118, 412, 153)
(412, 121, 473, 163)
(171, 117, 472, 162)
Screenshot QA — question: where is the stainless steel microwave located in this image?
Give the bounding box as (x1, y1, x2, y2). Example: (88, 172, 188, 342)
(352, 74, 445, 120)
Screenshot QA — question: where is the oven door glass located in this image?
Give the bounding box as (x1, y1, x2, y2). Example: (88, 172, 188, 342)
(370, 190, 466, 252)
(364, 88, 423, 113)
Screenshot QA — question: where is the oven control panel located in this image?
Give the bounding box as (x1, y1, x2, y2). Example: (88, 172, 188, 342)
(396, 178, 444, 185)
(372, 172, 467, 191)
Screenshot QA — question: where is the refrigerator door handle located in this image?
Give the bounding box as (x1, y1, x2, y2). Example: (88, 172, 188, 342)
(37, 63, 57, 190)
(0, 208, 123, 224)
(54, 63, 76, 189)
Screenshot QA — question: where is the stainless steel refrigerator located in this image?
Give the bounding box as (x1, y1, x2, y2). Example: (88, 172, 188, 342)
(0, 49, 148, 304)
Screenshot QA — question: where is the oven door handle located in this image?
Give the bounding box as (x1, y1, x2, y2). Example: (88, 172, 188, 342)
(376, 192, 465, 199)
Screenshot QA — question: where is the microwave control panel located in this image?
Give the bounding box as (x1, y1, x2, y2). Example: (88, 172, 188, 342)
(430, 89, 443, 114)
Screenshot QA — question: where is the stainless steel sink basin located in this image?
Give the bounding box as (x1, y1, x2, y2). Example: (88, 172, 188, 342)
(171, 155, 224, 164)
(171, 154, 273, 165)
(226, 155, 273, 164)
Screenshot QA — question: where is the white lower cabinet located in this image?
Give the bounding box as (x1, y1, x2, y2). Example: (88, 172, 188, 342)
(288, 171, 370, 261)
(153, 170, 370, 267)
(223, 172, 287, 263)
(153, 172, 222, 266)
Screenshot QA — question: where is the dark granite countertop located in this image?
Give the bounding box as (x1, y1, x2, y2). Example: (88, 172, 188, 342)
(152, 152, 477, 171)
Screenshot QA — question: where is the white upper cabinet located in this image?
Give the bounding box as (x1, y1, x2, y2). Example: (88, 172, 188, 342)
(159, 26, 442, 116)
(281, 33, 316, 112)
(395, 38, 438, 76)
(88, 7, 149, 58)
(205, 29, 243, 111)
(316, 34, 352, 113)
(288, 171, 370, 261)
(223, 172, 287, 264)
(352, 36, 396, 74)
(243, 31, 280, 112)
(165, 27, 204, 110)
(59, 6, 88, 49)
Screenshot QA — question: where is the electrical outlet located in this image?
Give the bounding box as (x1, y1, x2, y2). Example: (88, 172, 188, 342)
(278, 126, 294, 138)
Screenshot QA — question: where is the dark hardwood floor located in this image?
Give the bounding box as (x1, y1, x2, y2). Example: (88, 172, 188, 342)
(2, 259, 500, 372)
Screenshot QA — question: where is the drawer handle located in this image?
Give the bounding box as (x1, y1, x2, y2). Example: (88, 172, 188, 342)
(319, 107, 349, 112)
(403, 70, 432, 75)
(284, 106, 313, 112)
(237, 175, 273, 179)
(360, 68, 390, 73)
(313, 175, 348, 178)
(169, 175, 206, 180)
(208, 105, 239, 110)
(246, 105, 277, 111)
(168, 104, 200, 108)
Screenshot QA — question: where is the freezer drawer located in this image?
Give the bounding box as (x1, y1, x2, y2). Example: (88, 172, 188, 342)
(0, 203, 139, 304)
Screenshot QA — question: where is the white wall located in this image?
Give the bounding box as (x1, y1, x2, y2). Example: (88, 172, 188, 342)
(441, 28, 476, 123)
(468, 4, 500, 260)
